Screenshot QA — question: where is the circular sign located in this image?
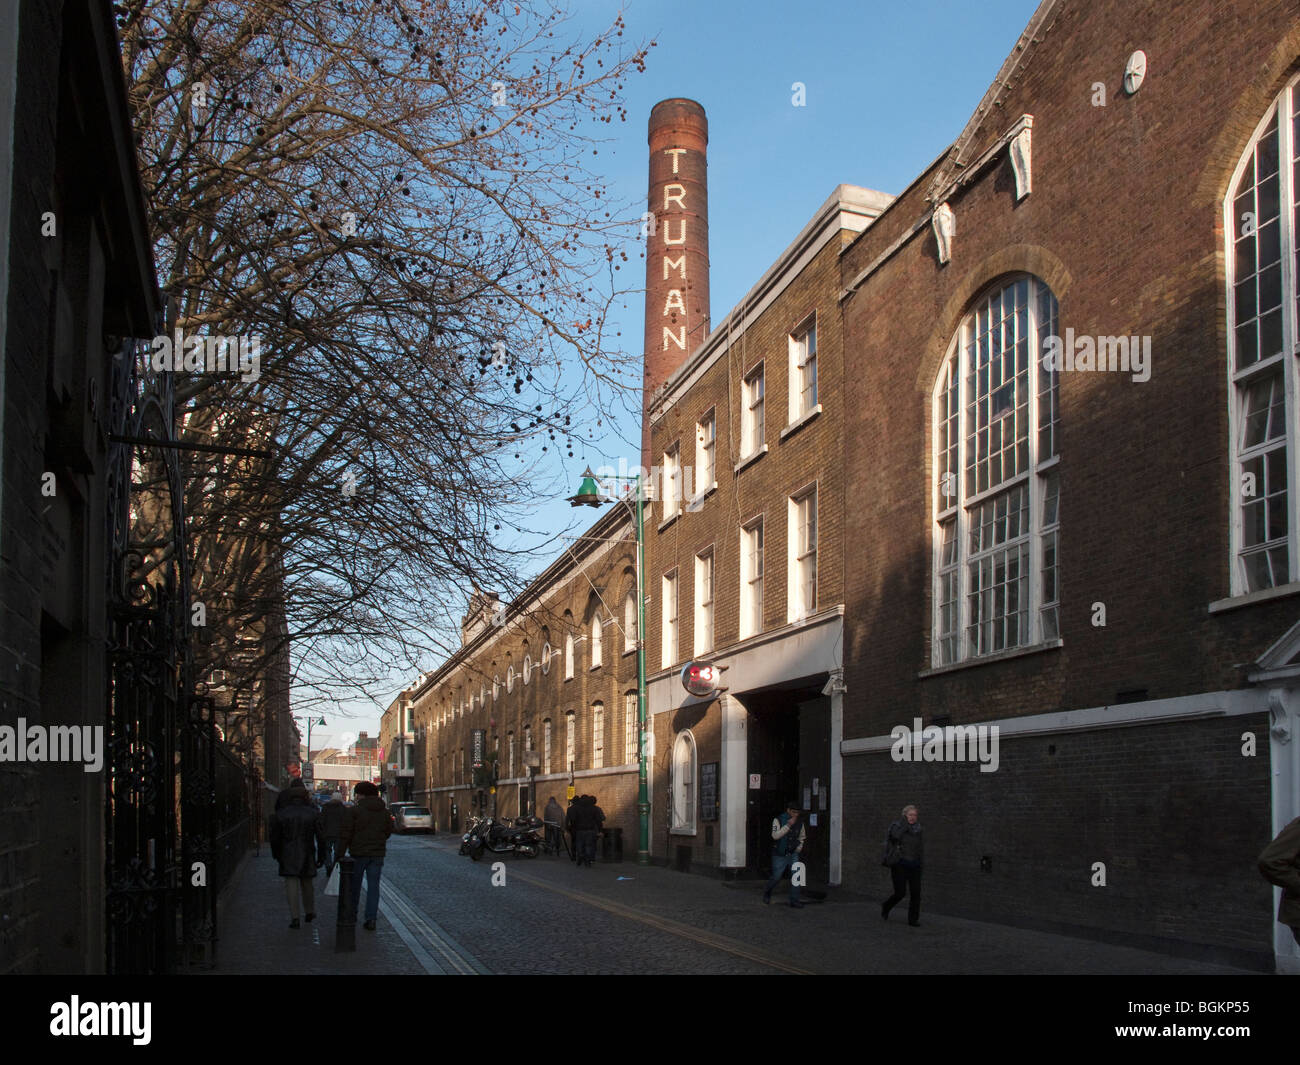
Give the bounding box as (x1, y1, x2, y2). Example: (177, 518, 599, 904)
(681, 661, 719, 697)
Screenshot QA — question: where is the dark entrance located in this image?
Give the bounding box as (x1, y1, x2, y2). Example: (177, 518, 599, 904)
(743, 681, 832, 885)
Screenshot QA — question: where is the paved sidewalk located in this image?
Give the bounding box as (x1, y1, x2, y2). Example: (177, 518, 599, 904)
(192, 850, 424, 975)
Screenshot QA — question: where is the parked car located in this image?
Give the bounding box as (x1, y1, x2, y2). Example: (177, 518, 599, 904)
(388, 801, 416, 830)
(396, 806, 433, 833)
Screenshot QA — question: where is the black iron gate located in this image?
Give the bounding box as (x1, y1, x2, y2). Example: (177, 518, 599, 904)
(104, 334, 255, 973)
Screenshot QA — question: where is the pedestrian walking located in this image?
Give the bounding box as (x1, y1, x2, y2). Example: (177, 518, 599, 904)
(320, 790, 347, 875)
(339, 781, 392, 931)
(571, 795, 603, 867)
(881, 804, 923, 927)
(762, 802, 806, 907)
(1259, 813, 1300, 947)
(269, 777, 327, 929)
(544, 795, 565, 855)
(565, 795, 581, 863)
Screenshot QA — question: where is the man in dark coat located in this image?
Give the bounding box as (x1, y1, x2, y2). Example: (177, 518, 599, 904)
(320, 791, 347, 876)
(572, 795, 604, 867)
(270, 778, 327, 928)
(1259, 814, 1300, 947)
(339, 781, 392, 931)
(544, 796, 565, 855)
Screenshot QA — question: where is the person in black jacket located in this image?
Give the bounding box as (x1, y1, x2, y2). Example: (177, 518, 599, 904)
(270, 778, 327, 929)
(320, 791, 347, 876)
(881, 804, 923, 927)
(571, 795, 604, 867)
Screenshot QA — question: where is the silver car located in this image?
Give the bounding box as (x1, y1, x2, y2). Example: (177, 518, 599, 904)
(396, 806, 433, 833)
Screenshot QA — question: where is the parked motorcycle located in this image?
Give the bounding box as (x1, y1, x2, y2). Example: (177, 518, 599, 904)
(467, 815, 543, 860)
(459, 814, 488, 856)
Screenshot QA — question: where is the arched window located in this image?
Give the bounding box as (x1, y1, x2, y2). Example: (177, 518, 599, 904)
(670, 730, 697, 832)
(590, 611, 603, 669)
(591, 702, 604, 769)
(523, 655, 532, 685)
(506, 663, 515, 693)
(543, 718, 552, 774)
(623, 588, 637, 653)
(566, 709, 576, 771)
(1228, 74, 1300, 593)
(493, 674, 500, 700)
(564, 611, 575, 680)
(932, 275, 1060, 665)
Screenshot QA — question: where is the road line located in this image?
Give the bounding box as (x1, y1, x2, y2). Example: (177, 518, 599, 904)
(381, 879, 492, 975)
(503, 869, 814, 975)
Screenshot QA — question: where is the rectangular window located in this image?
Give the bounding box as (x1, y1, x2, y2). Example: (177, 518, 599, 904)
(662, 444, 681, 520)
(625, 694, 638, 765)
(592, 707, 604, 770)
(508, 734, 515, 778)
(789, 488, 818, 620)
(741, 517, 764, 638)
(662, 570, 679, 667)
(566, 713, 575, 772)
(695, 410, 716, 494)
(694, 549, 714, 655)
(966, 483, 1031, 656)
(790, 321, 817, 422)
(543, 720, 552, 775)
(743, 363, 765, 457)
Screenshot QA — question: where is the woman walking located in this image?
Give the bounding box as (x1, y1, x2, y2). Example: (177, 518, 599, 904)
(882, 804, 923, 927)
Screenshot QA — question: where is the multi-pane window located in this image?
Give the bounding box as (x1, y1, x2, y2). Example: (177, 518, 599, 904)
(743, 363, 765, 457)
(543, 719, 552, 774)
(625, 692, 638, 765)
(694, 548, 714, 655)
(1229, 75, 1299, 594)
(662, 570, 679, 667)
(671, 731, 696, 832)
(789, 488, 817, 620)
(790, 320, 818, 421)
(590, 613, 603, 668)
(566, 710, 576, 772)
(696, 410, 716, 492)
(508, 732, 515, 777)
(662, 444, 681, 520)
(933, 275, 1061, 665)
(741, 517, 764, 638)
(624, 589, 636, 653)
(592, 703, 604, 770)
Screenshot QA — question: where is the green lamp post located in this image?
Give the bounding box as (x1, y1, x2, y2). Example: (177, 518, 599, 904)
(568, 468, 650, 865)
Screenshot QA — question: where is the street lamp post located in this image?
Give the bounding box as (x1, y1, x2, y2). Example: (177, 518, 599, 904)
(570, 468, 650, 865)
(302, 714, 326, 785)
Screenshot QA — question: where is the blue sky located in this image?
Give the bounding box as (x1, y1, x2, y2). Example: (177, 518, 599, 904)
(309, 0, 1044, 747)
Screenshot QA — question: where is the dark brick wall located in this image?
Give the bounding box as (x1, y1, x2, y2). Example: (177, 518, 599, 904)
(843, 714, 1274, 965)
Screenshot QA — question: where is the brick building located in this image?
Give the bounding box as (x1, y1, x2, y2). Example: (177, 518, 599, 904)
(411, 504, 641, 845)
(380, 688, 416, 802)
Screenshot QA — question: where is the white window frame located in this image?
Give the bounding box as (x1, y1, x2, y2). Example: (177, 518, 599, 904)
(1226, 74, 1300, 596)
(662, 570, 679, 667)
(694, 547, 714, 656)
(789, 317, 818, 423)
(931, 274, 1061, 666)
(506, 664, 515, 693)
(623, 588, 637, 654)
(592, 703, 604, 770)
(624, 692, 638, 765)
(523, 654, 532, 685)
(543, 719, 552, 774)
(662, 442, 682, 521)
(566, 710, 576, 772)
(742, 362, 765, 458)
(564, 630, 575, 680)
(590, 612, 603, 669)
(670, 730, 697, 833)
(695, 409, 716, 495)
(541, 642, 551, 674)
(787, 486, 818, 622)
(492, 675, 500, 700)
(508, 732, 515, 777)
(740, 516, 764, 639)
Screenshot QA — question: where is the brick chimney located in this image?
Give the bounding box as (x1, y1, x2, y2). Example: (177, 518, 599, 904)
(642, 98, 709, 466)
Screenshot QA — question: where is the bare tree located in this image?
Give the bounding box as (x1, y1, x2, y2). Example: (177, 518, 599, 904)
(115, 0, 652, 713)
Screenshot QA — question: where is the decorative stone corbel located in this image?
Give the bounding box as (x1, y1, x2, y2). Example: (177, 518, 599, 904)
(1269, 688, 1292, 744)
(1010, 126, 1032, 201)
(933, 202, 955, 265)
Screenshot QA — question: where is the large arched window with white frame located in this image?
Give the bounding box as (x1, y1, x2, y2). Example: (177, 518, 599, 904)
(932, 275, 1061, 666)
(1227, 74, 1300, 594)
(670, 730, 697, 833)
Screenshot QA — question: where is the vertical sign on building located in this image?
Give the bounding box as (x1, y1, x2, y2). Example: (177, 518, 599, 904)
(471, 729, 486, 769)
(642, 98, 710, 466)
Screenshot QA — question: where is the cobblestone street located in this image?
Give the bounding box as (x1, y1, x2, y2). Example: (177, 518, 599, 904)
(202, 836, 1258, 976)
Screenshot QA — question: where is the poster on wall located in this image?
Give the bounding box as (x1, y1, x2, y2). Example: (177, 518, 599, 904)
(700, 762, 719, 821)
